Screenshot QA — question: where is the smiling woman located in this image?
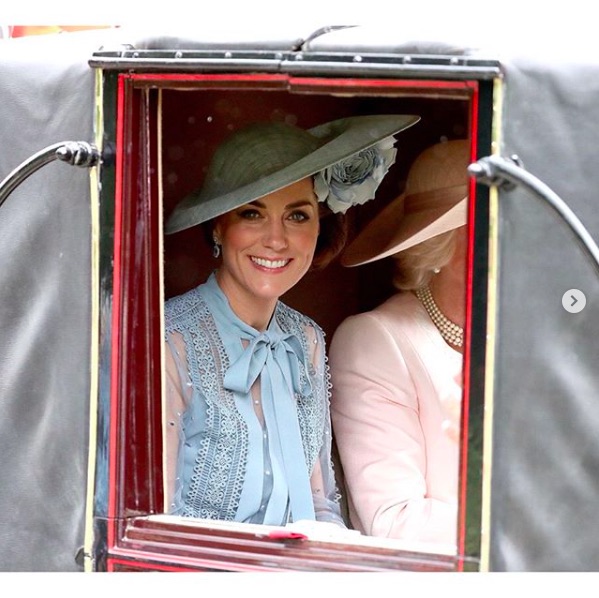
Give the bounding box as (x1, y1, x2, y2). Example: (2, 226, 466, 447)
(162, 115, 418, 527)
(210, 179, 320, 330)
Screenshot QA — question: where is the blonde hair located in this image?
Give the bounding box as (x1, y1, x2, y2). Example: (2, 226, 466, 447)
(391, 229, 458, 291)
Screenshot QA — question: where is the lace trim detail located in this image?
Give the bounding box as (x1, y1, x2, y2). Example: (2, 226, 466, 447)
(165, 288, 326, 519)
(275, 304, 327, 475)
(166, 287, 247, 520)
(323, 354, 342, 506)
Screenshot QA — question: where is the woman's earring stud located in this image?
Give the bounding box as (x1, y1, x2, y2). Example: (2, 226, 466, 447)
(213, 238, 221, 259)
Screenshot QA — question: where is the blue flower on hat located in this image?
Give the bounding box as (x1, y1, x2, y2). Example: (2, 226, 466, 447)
(313, 135, 397, 214)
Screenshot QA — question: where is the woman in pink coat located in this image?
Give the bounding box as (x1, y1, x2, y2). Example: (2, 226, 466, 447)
(329, 140, 470, 551)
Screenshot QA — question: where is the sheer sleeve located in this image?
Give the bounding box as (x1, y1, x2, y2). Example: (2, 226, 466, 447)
(164, 331, 193, 513)
(305, 323, 346, 528)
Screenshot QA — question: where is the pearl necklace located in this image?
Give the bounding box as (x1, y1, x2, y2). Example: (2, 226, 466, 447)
(415, 285, 464, 348)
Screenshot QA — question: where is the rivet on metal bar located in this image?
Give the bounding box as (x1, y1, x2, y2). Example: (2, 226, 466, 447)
(467, 154, 523, 191)
(55, 141, 101, 167)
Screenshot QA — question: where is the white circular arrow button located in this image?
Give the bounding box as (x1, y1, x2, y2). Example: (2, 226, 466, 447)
(562, 289, 586, 313)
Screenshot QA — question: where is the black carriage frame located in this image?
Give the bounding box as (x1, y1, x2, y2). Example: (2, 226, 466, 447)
(89, 47, 500, 572)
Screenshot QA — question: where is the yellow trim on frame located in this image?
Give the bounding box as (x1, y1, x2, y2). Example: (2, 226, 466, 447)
(479, 76, 503, 572)
(82, 67, 104, 573)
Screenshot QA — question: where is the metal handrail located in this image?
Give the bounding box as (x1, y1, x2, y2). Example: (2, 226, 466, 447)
(469, 154, 599, 273)
(0, 141, 100, 208)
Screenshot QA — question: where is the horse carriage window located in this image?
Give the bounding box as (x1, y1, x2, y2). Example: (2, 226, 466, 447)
(100, 69, 489, 572)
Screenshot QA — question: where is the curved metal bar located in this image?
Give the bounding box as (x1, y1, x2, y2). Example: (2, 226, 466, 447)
(295, 25, 358, 51)
(468, 155, 599, 273)
(0, 141, 100, 209)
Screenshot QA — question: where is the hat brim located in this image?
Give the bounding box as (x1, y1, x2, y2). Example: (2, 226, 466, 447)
(341, 186, 467, 267)
(165, 114, 420, 234)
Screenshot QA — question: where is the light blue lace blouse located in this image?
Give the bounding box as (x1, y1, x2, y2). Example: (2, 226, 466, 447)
(164, 273, 344, 527)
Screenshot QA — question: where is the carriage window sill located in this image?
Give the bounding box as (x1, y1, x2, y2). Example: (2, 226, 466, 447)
(110, 514, 458, 572)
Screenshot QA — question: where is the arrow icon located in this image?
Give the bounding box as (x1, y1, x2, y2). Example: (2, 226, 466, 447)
(562, 289, 586, 313)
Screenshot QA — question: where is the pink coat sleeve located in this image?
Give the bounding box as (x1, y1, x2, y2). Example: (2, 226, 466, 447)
(329, 310, 458, 548)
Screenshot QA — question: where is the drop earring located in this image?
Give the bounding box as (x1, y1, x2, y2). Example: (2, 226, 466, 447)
(212, 237, 221, 259)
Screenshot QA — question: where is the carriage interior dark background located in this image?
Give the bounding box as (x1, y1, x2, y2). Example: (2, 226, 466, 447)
(160, 87, 471, 340)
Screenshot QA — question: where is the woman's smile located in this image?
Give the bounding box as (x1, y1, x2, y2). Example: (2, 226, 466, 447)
(250, 256, 292, 270)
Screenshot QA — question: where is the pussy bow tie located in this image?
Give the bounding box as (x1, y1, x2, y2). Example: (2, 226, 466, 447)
(222, 329, 316, 522)
(223, 330, 310, 397)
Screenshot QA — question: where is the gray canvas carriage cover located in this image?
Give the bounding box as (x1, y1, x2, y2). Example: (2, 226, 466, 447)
(1, 15, 599, 572)
(0, 30, 105, 571)
(488, 50, 599, 572)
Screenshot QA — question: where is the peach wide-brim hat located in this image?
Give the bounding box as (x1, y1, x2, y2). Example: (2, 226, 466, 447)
(340, 139, 471, 267)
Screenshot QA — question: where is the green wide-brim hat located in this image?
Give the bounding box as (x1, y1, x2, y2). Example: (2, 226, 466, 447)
(165, 114, 420, 234)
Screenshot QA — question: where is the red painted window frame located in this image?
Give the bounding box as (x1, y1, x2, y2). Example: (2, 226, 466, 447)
(103, 72, 481, 572)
